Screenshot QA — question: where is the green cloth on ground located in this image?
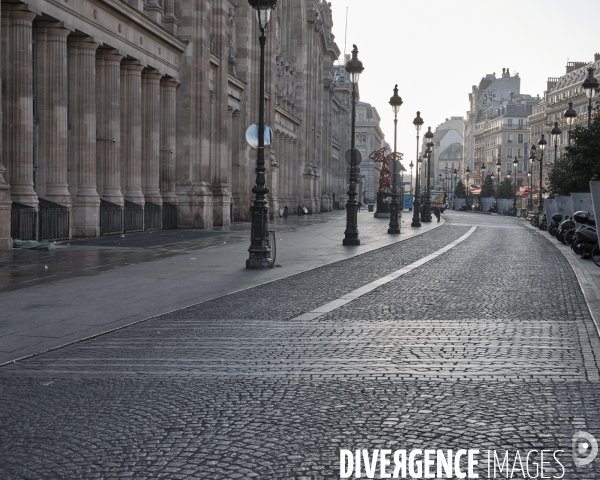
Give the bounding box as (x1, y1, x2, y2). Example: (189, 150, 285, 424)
(12, 239, 55, 251)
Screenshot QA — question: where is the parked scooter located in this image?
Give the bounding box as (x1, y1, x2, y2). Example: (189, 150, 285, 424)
(548, 213, 563, 237)
(538, 213, 547, 231)
(565, 211, 591, 246)
(572, 214, 597, 258)
(556, 216, 575, 244)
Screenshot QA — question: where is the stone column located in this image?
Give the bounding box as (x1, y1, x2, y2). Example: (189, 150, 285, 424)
(120, 59, 145, 205)
(2, 5, 39, 207)
(141, 69, 162, 206)
(145, 0, 163, 24)
(162, 0, 178, 36)
(69, 36, 100, 237)
(36, 22, 73, 206)
(0, 0, 11, 250)
(160, 78, 177, 204)
(96, 49, 123, 205)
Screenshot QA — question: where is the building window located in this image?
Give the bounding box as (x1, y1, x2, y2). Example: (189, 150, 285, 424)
(518, 119, 523, 127)
(518, 148, 523, 158)
(506, 147, 513, 158)
(518, 134, 524, 143)
(357, 113, 365, 122)
(507, 133, 514, 143)
(506, 162, 512, 173)
(508, 119, 513, 126)
(356, 134, 367, 145)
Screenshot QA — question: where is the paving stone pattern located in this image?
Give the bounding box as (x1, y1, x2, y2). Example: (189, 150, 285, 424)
(1, 213, 599, 479)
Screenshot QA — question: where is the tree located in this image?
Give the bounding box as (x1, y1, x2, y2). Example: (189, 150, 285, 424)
(454, 180, 466, 198)
(480, 174, 495, 197)
(497, 178, 515, 199)
(548, 106, 600, 195)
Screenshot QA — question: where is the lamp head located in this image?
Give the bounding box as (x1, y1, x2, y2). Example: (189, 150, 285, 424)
(582, 66, 599, 100)
(564, 101, 577, 126)
(345, 44, 364, 84)
(424, 126, 434, 144)
(248, 0, 278, 27)
(413, 111, 424, 132)
(389, 85, 403, 115)
(538, 134, 547, 152)
(551, 121, 562, 138)
(513, 156, 518, 167)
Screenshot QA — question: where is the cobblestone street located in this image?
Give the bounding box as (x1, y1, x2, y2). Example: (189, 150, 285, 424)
(2, 212, 600, 479)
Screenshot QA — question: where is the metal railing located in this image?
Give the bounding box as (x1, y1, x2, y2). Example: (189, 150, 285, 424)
(144, 202, 161, 231)
(100, 200, 123, 236)
(10, 203, 38, 241)
(124, 200, 144, 233)
(38, 199, 70, 241)
(162, 202, 177, 229)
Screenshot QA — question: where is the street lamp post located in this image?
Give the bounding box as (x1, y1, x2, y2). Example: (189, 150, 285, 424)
(465, 166, 471, 208)
(564, 101, 577, 144)
(453, 168, 457, 207)
(582, 66, 599, 128)
(527, 168, 533, 211)
(422, 127, 434, 222)
(388, 85, 403, 235)
(409, 161, 414, 195)
(411, 112, 424, 227)
(343, 45, 364, 246)
(551, 121, 562, 164)
(247, 0, 278, 269)
(495, 157, 501, 211)
(530, 134, 547, 213)
(512, 156, 518, 213)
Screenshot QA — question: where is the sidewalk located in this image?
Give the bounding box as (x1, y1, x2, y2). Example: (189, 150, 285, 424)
(0, 211, 444, 365)
(535, 224, 600, 338)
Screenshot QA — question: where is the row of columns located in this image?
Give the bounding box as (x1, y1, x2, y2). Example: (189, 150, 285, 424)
(1, 4, 178, 237)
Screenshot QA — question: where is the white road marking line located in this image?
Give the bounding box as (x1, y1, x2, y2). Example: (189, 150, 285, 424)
(292, 227, 477, 321)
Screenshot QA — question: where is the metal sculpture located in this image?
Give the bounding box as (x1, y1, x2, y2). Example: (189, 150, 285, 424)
(369, 147, 404, 193)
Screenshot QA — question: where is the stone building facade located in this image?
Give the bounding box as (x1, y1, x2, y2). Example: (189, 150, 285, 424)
(464, 68, 539, 189)
(0, 0, 352, 250)
(355, 101, 385, 204)
(527, 54, 600, 191)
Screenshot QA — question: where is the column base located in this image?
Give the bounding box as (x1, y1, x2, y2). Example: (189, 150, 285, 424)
(0, 185, 12, 251)
(73, 196, 101, 237)
(175, 183, 213, 229)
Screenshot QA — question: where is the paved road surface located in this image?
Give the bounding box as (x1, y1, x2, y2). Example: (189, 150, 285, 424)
(1, 212, 599, 479)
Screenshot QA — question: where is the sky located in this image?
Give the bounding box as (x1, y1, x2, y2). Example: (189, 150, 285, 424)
(330, 0, 598, 159)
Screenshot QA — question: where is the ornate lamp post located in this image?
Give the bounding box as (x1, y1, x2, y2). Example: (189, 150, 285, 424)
(388, 85, 403, 234)
(422, 127, 434, 222)
(409, 161, 414, 195)
(512, 156, 518, 213)
(411, 112, 424, 227)
(564, 101, 577, 144)
(551, 121, 562, 164)
(527, 168, 533, 211)
(246, 0, 278, 269)
(582, 66, 599, 128)
(530, 134, 547, 213)
(465, 166, 471, 207)
(453, 168, 457, 207)
(343, 45, 364, 246)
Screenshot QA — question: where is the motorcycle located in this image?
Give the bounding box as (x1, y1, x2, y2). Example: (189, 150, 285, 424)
(556, 216, 575, 244)
(565, 211, 591, 246)
(572, 214, 597, 258)
(538, 213, 547, 231)
(548, 213, 563, 237)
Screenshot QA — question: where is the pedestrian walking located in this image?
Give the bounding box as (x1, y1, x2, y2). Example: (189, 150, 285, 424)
(433, 206, 441, 222)
(358, 202, 362, 213)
